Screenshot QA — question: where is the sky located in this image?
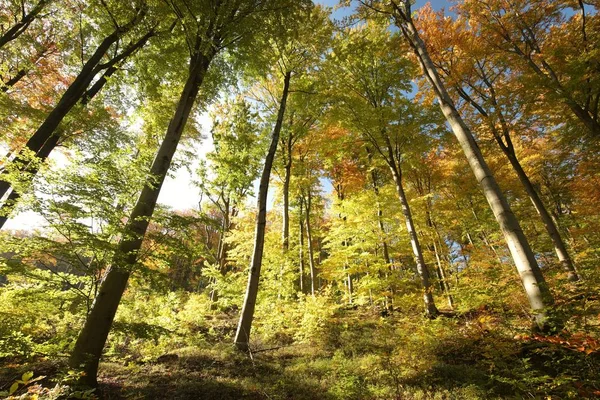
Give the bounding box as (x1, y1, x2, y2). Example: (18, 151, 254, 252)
(4, 0, 451, 231)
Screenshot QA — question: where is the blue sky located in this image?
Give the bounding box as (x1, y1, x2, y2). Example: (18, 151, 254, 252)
(316, 0, 451, 19)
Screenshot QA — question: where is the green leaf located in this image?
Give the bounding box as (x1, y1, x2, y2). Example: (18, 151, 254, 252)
(9, 382, 19, 395)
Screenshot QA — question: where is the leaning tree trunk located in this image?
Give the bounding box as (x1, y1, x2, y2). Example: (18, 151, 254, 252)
(68, 50, 213, 386)
(503, 146, 579, 281)
(0, 132, 60, 229)
(454, 74, 580, 282)
(0, 0, 49, 50)
(0, 13, 151, 201)
(392, 5, 554, 329)
(234, 71, 292, 351)
(387, 158, 438, 317)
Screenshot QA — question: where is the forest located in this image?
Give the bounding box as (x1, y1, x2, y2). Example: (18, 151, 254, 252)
(0, 0, 599, 398)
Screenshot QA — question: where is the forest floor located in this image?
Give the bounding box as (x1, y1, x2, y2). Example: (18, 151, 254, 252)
(2, 304, 600, 400)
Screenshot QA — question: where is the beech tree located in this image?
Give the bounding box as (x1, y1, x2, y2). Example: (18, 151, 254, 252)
(417, 5, 580, 281)
(327, 21, 440, 317)
(459, 0, 600, 139)
(357, 0, 555, 330)
(234, 4, 331, 351)
(69, 0, 294, 385)
(0, 0, 160, 227)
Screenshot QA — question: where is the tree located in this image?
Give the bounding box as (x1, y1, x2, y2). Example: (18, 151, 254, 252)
(198, 97, 264, 300)
(326, 21, 439, 317)
(459, 0, 600, 139)
(0, 0, 159, 226)
(69, 0, 285, 385)
(357, 0, 555, 330)
(234, 4, 331, 351)
(417, 5, 580, 281)
(0, 0, 51, 49)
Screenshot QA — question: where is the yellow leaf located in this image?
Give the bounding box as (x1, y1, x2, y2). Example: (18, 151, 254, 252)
(22, 371, 34, 382)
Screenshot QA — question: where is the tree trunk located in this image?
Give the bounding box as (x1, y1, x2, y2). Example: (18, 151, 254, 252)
(0, 11, 150, 201)
(392, 7, 554, 330)
(68, 50, 213, 385)
(210, 200, 230, 304)
(298, 196, 305, 293)
(1, 69, 27, 92)
(433, 240, 454, 309)
(282, 135, 292, 250)
(388, 162, 439, 317)
(305, 190, 316, 295)
(367, 149, 393, 310)
(234, 71, 292, 351)
(0, 0, 49, 50)
(504, 150, 579, 281)
(0, 132, 60, 229)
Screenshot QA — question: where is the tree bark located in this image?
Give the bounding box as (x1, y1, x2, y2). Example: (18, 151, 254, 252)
(433, 239, 454, 309)
(68, 50, 213, 385)
(388, 161, 439, 317)
(504, 149, 579, 281)
(0, 9, 150, 201)
(305, 190, 316, 295)
(298, 196, 305, 293)
(0, 0, 50, 49)
(391, 3, 554, 329)
(234, 71, 292, 351)
(452, 66, 580, 281)
(281, 134, 292, 250)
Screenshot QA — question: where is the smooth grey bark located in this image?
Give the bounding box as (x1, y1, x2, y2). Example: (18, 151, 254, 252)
(305, 189, 316, 295)
(453, 74, 580, 281)
(506, 151, 579, 281)
(298, 196, 305, 293)
(68, 50, 213, 386)
(281, 133, 293, 250)
(0, 0, 50, 49)
(234, 71, 292, 351)
(0, 9, 151, 201)
(388, 160, 438, 317)
(389, 1, 554, 329)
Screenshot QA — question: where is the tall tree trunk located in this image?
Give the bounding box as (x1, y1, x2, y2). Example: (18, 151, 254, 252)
(0, 12, 150, 201)
(454, 69, 580, 281)
(234, 71, 292, 351)
(68, 50, 213, 385)
(367, 149, 393, 310)
(433, 240, 454, 309)
(0, 0, 49, 49)
(346, 269, 353, 304)
(503, 150, 579, 281)
(392, 5, 554, 329)
(282, 135, 292, 250)
(305, 190, 316, 295)
(298, 196, 305, 293)
(388, 161, 438, 317)
(210, 200, 230, 304)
